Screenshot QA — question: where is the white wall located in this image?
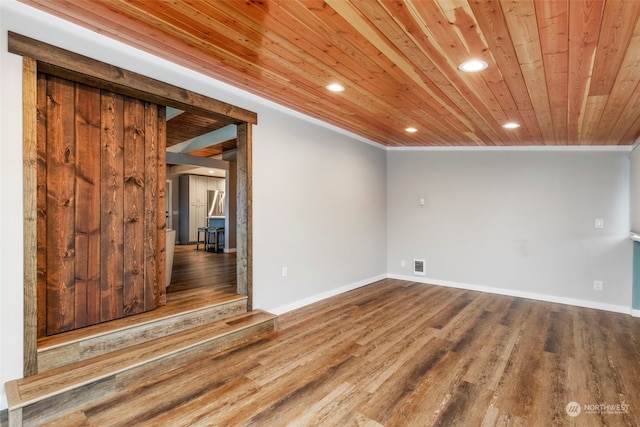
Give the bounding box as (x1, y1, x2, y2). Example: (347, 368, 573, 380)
(0, 1, 387, 409)
(630, 146, 640, 233)
(0, 6, 26, 412)
(253, 108, 387, 312)
(387, 149, 632, 311)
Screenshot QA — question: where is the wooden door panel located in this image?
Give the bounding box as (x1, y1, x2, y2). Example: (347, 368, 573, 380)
(143, 102, 160, 311)
(100, 91, 125, 323)
(45, 76, 76, 335)
(38, 74, 166, 336)
(74, 83, 101, 328)
(123, 96, 146, 316)
(37, 72, 48, 338)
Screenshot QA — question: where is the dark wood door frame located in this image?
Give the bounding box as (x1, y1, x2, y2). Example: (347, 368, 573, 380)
(10, 32, 256, 377)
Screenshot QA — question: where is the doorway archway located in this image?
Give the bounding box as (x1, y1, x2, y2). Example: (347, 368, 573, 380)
(10, 32, 255, 376)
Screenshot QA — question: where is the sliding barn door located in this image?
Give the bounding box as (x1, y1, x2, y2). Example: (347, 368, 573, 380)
(37, 73, 166, 337)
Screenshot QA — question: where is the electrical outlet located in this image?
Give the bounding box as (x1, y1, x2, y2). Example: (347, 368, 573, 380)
(593, 280, 603, 291)
(400, 260, 406, 268)
(594, 219, 604, 229)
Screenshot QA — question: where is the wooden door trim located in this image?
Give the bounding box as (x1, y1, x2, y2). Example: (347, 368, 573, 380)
(9, 32, 257, 126)
(236, 123, 252, 308)
(14, 33, 254, 376)
(22, 56, 38, 377)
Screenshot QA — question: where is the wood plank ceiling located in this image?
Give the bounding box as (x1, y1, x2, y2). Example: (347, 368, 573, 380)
(165, 109, 238, 156)
(21, 0, 640, 147)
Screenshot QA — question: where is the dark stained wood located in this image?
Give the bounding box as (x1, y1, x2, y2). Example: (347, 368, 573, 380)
(34, 279, 640, 426)
(36, 74, 167, 337)
(45, 76, 77, 335)
(24, 56, 39, 377)
(143, 102, 159, 312)
(7, 32, 257, 126)
(122, 97, 146, 317)
(74, 83, 101, 328)
(36, 68, 47, 341)
(15, 30, 254, 384)
(155, 105, 167, 307)
(100, 90, 125, 322)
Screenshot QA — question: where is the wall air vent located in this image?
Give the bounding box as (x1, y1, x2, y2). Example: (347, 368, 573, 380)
(413, 259, 425, 276)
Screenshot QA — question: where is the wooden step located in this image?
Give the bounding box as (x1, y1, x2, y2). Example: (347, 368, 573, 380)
(37, 293, 247, 372)
(6, 310, 277, 427)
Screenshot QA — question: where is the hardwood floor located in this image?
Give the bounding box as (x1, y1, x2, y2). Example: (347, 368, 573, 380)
(167, 244, 236, 297)
(48, 278, 640, 426)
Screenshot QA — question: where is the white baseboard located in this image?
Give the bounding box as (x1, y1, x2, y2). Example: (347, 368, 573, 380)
(263, 273, 634, 317)
(268, 274, 387, 315)
(387, 274, 632, 315)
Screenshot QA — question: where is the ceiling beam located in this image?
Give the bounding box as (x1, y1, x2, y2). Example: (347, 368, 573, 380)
(8, 32, 257, 124)
(166, 124, 237, 154)
(167, 164, 226, 177)
(166, 152, 230, 170)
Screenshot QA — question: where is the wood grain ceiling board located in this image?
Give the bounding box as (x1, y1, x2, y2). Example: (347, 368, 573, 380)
(20, 0, 640, 147)
(187, 139, 238, 158)
(166, 112, 237, 148)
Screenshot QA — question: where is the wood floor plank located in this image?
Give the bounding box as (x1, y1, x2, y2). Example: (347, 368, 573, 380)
(359, 336, 458, 424)
(492, 301, 551, 419)
(167, 244, 236, 295)
(286, 381, 362, 426)
(39, 279, 640, 426)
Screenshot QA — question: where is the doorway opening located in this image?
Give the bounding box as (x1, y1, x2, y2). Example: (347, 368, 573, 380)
(12, 32, 256, 376)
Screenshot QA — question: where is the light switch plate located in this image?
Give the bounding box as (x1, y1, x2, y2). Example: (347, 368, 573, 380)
(595, 219, 604, 229)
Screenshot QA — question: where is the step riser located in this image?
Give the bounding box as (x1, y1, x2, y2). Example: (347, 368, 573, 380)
(16, 318, 277, 427)
(38, 300, 247, 372)
(115, 320, 276, 390)
(21, 378, 113, 427)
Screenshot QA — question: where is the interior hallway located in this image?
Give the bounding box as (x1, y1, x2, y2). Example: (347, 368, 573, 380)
(167, 244, 237, 299)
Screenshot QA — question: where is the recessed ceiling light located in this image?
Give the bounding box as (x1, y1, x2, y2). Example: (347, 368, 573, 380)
(502, 122, 520, 129)
(326, 83, 345, 92)
(458, 60, 488, 72)
(405, 127, 418, 133)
